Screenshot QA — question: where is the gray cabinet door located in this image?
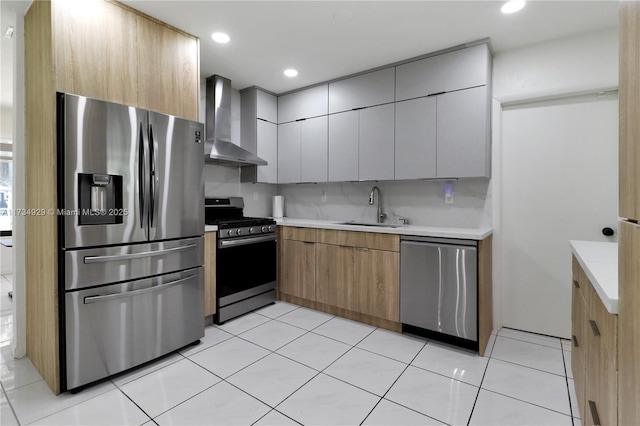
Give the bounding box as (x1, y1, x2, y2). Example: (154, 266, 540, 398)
(395, 97, 437, 180)
(256, 90, 277, 123)
(301, 116, 328, 183)
(396, 44, 490, 102)
(436, 86, 490, 178)
(278, 85, 328, 123)
(329, 68, 395, 113)
(328, 110, 359, 182)
(257, 120, 278, 183)
(277, 122, 301, 183)
(359, 103, 395, 181)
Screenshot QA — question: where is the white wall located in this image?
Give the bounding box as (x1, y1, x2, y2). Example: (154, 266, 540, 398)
(11, 10, 26, 358)
(0, 106, 12, 139)
(492, 27, 619, 337)
(494, 28, 618, 103)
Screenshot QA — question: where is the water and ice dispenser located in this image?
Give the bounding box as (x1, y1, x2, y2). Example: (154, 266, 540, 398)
(78, 173, 123, 225)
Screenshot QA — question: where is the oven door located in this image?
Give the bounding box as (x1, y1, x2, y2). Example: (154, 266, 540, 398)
(216, 234, 277, 306)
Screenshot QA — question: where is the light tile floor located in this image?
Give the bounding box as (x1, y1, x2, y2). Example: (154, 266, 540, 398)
(0, 297, 581, 426)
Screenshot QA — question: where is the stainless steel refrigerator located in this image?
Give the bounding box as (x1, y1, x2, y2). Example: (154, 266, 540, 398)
(57, 93, 205, 391)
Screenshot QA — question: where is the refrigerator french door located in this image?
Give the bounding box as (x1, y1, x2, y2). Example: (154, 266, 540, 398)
(57, 93, 205, 391)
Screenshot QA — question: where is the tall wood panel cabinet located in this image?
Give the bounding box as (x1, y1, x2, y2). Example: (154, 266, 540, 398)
(24, 0, 200, 394)
(619, 3, 640, 425)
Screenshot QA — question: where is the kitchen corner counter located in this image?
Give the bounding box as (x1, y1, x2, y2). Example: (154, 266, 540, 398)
(274, 218, 493, 240)
(570, 240, 618, 314)
(205, 225, 218, 232)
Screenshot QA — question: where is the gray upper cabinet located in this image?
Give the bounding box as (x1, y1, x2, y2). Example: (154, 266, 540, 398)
(329, 68, 395, 114)
(300, 116, 328, 183)
(328, 110, 359, 182)
(256, 90, 277, 123)
(436, 86, 490, 178)
(277, 121, 301, 183)
(359, 104, 395, 181)
(395, 97, 437, 180)
(278, 85, 328, 124)
(240, 88, 278, 183)
(255, 120, 278, 183)
(396, 43, 490, 102)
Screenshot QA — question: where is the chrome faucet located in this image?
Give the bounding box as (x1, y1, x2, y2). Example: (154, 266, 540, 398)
(368, 186, 386, 223)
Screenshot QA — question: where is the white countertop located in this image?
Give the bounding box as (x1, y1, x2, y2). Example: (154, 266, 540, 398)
(275, 218, 493, 240)
(205, 225, 218, 232)
(570, 240, 618, 314)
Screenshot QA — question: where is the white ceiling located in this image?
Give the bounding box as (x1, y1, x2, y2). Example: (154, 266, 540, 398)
(121, 0, 619, 94)
(0, 0, 620, 109)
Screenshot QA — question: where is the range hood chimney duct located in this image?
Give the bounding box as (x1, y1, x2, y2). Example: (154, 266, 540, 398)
(205, 75, 267, 167)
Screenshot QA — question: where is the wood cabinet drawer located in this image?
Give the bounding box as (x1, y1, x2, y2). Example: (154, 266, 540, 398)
(317, 229, 399, 251)
(280, 226, 317, 242)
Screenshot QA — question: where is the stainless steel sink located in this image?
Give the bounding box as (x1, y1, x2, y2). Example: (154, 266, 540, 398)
(338, 221, 403, 228)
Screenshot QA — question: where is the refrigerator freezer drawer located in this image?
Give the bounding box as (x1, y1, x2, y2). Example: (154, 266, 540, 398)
(64, 267, 204, 391)
(400, 239, 478, 341)
(64, 237, 204, 290)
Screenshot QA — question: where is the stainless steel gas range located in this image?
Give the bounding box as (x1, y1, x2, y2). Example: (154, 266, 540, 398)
(205, 198, 277, 324)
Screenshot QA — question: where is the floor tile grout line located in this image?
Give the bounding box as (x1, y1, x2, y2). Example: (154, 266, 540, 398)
(560, 347, 577, 424)
(111, 381, 156, 425)
(250, 407, 303, 426)
(360, 340, 446, 426)
(111, 352, 187, 388)
(497, 333, 565, 350)
(269, 324, 380, 420)
(479, 387, 575, 419)
(176, 331, 235, 358)
(499, 326, 563, 341)
(17, 382, 117, 426)
(465, 331, 499, 426)
(489, 354, 568, 378)
(1, 380, 22, 426)
(251, 303, 302, 320)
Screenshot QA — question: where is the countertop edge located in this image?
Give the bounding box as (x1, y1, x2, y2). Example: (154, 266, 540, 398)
(570, 240, 618, 314)
(274, 218, 493, 240)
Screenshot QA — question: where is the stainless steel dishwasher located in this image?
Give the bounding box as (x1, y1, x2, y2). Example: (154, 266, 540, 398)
(400, 236, 478, 349)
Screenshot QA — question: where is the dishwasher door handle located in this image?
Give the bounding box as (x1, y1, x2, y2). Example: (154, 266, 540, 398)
(401, 240, 477, 251)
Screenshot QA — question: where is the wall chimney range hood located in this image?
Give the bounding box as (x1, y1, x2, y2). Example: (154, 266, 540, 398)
(205, 75, 267, 167)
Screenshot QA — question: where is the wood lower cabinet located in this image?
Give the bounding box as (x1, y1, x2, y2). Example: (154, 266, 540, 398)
(353, 248, 399, 321)
(316, 243, 353, 309)
(204, 233, 217, 317)
(572, 255, 617, 425)
(279, 227, 317, 301)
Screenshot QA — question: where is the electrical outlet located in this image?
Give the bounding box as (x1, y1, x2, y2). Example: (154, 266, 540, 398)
(321, 191, 327, 202)
(445, 193, 454, 204)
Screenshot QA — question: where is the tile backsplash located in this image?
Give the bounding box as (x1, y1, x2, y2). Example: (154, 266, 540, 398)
(278, 180, 492, 228)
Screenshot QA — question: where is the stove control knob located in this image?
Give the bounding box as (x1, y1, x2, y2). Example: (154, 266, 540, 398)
(261, 226, 268, 232)
(236, 228, 243, 236)
(268, 225, 275, 232)
(227, 229, 235, 237)
(249, 227, 256, 234)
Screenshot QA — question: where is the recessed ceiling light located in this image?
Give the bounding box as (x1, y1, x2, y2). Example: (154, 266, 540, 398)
(501, 0, 525, 14)
(211, 32, 230, 44)
(284, 69, 298, 77)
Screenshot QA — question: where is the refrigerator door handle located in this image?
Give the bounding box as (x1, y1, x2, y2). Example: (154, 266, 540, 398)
(149, 123, 158, 232)
(83, 274, 196, 304)
(83, 243, 198, 264)
(138, 122, 146, 231)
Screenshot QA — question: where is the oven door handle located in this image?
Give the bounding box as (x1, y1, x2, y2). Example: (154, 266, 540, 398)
(219, 234, 277, 249)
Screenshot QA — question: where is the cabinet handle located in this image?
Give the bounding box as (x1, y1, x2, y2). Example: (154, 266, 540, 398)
(573, 280, 580, 288)
(427, 91, 446, 97)
(572, 335, 579, 348)
(589, 320, 600, 337)
(303, 241, 314, 245)
(588, 400, 601, 426)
